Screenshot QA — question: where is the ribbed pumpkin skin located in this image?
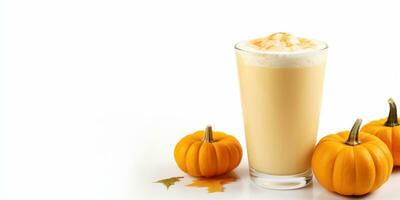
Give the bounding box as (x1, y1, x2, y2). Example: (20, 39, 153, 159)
(362, 118, 400, 165)
(312, 131, 393, 196)
(174, 130, 242, 177)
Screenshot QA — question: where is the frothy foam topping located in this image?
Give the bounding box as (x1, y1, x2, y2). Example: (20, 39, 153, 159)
(235, 33, 328, 68)
(242, 32, 325, 52)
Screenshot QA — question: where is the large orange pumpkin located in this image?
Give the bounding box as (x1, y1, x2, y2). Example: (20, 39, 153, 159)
(174, 125, 242, 177)
(312, 119, 393, 196)
(362, 98, 400, 165)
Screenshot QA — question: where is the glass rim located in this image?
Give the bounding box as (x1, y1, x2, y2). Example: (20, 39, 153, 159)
(234, 40, 328, 55)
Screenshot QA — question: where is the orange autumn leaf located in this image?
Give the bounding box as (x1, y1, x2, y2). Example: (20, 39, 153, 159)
(186, 173, 238, 193)
(154, 176, 184, 189)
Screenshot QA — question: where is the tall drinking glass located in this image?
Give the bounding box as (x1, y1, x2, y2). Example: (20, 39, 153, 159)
(235, 39, 328, 189)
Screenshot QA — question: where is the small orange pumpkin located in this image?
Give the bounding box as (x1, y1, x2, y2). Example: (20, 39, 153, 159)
(174, 125, 242, 177)
(362, 98, 400, 165)
(312, 119, 393, 196)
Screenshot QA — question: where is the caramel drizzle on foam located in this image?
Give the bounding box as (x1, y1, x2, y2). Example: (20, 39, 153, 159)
(249, 32, 316, 51)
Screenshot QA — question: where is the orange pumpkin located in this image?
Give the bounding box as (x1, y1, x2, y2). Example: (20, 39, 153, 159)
(362, 98, 400, 165)
(312, 119, 393, 196)
(174, 125, 242, 177)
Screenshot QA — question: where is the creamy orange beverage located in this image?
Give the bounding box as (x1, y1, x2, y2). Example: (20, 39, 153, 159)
(235, 33, 327, 189)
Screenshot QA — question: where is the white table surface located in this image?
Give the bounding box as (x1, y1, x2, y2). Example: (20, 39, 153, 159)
(3, 113, 400, 200)
(142, 165, 400, 200)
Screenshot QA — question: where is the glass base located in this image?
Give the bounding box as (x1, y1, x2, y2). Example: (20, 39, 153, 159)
(250, 168, 312, 190)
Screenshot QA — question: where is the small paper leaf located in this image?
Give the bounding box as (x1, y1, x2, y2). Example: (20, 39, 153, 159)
(154, 176, 184, 189)
(186, 173, 238, 193)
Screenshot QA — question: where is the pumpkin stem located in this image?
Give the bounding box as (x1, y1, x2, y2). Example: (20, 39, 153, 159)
(384, 98, 399, 127)
(345, 119, 362, 146)
(203, 125, 214, 143)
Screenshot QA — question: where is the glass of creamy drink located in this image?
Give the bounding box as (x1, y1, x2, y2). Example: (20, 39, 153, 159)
(235, 32, 328, 189)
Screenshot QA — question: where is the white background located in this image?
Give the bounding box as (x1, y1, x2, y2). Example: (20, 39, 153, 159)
(1, 0, 400, 199)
